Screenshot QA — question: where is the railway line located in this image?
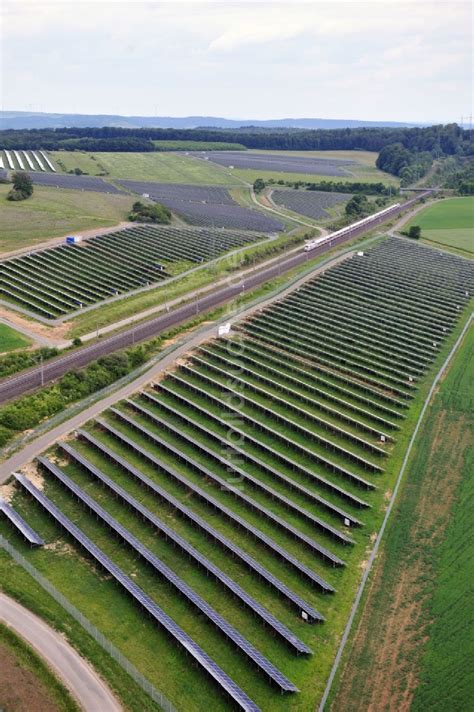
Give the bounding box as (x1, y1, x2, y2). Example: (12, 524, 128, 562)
(0, 194, 429, 404)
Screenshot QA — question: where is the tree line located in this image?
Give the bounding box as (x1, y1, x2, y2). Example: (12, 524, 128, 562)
(0, 123, 471, 154)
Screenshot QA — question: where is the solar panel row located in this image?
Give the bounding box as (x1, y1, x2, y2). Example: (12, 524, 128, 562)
(0, 498, 44, 546)
(37, 457, 297, 692)
(110, 407, 336, 592)
(59, 441, 311, 654)
(91, 420, 324, 621)
(14, 472, 262, 712)
(140, 389, 354, 547)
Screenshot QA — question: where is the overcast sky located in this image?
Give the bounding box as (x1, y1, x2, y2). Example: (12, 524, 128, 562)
(1, 0, 472, 123)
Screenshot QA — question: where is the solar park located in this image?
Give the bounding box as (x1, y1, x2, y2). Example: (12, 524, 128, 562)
(0, 224, 268, 319)
(3, 237, 473, 710)
(0, 149, 56, 172)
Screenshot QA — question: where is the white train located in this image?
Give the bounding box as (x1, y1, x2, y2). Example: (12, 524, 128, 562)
(303, 203, 401, 252)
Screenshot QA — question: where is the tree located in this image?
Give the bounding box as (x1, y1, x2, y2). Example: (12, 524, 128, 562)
(7, 171, 34, 201)
(129, 201, 171, 224)
(408, 225, 421, 239)
(253, 178, 266, 193)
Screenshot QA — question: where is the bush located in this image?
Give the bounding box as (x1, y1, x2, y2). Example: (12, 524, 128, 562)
(129, 201, 171, 224)
(408, 225, 421, 239)
(253, 178, 266, 193)
(7, 172, 34, 201)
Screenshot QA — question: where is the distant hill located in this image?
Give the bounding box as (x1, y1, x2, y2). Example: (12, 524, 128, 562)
(0, 111, 424, 131)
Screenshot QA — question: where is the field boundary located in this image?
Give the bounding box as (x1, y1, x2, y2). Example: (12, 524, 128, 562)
(0, 534, 176, 712)
(319, 310, 474, 711)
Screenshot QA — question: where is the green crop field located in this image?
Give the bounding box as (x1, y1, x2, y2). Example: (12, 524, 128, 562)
(0, 238, 472, 712)
(408, 197, 474, 253)
(0, 185, 134, 254)
(330, 324, 474, 712)
(0, 324, 32, 353)
(50, 151, 241, 185)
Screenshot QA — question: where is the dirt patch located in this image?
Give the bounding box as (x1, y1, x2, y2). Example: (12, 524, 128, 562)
(0, 481, 15, 503)
(20, 462, 45, 491)
(0, 641, 63, 712)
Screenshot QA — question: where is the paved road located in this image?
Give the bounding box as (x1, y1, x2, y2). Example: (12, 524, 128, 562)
(0, 593, 122, 712)
(0, 193, 428, 405)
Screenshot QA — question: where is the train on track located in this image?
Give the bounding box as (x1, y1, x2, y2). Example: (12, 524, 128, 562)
(303, 203, 401, 251)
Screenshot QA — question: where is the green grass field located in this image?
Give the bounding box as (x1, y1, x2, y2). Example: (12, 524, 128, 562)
(0, 324, 32, 353)
(0, 185, 134, 254)
(330, 325, 474, 711)
(50, 151, 241, 185)
(0, 623, 81, 712)
(408, 197, 474, 253)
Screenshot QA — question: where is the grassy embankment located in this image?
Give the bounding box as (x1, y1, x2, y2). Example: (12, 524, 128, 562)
(152, 140, 246, 151)
(406, 196, 474, 254)
(330, 323, 474, 711)
(0, 622, 81, 712)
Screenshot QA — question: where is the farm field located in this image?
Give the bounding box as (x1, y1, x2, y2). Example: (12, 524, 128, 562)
(270, 189, 351, 221)
(153, 140, 246, 151)
(0, 323, 32, 352)
(331, 323, 474, 712)
(1, 238, 473, 711)
(0, 623, 80, 712)
(0, 224, 267, 319)
(0, 184, 133, 254)
(407, 196, 474, 253)
(50, 151, 241, 185)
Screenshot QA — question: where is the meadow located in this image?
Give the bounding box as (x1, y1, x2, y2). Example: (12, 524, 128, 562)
(408, 196, 474, 253)
(0, 185, 133, 254)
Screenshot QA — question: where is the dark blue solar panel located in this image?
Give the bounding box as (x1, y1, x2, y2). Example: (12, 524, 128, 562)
(37, 457, 297, 692)
(0, 497, 44, 545)
(130, 396, 346, 566)
(61, 441, 311, 655)
(14, 473, 262, 711)
(109, 408, 335, 594)
(89, 422, 323, 621)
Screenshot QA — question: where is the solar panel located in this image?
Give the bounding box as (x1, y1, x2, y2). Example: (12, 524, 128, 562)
(87, 423, 323, 621)
(14, 473, 262, 711)
(37, 456, 297, 692)
(0, 497, 44, 545)
(60, 441, 311, 655)
(109, 408, 335, 593)
(132, 395, 348, 563)
(145, 387, 358, 538)
(166, 372, 371, 508)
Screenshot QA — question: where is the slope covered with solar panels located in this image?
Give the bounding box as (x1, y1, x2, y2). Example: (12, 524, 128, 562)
(0, 149, 56, 172)
(0, 224, 267, 319)
(3, 238, 472, 710)
(118, 179, 284, 232)
(271, 189, 351, 220)
(190, 151, 355, 176)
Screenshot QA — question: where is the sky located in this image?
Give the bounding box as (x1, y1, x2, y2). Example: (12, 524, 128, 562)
(1, 0, 472, 123)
